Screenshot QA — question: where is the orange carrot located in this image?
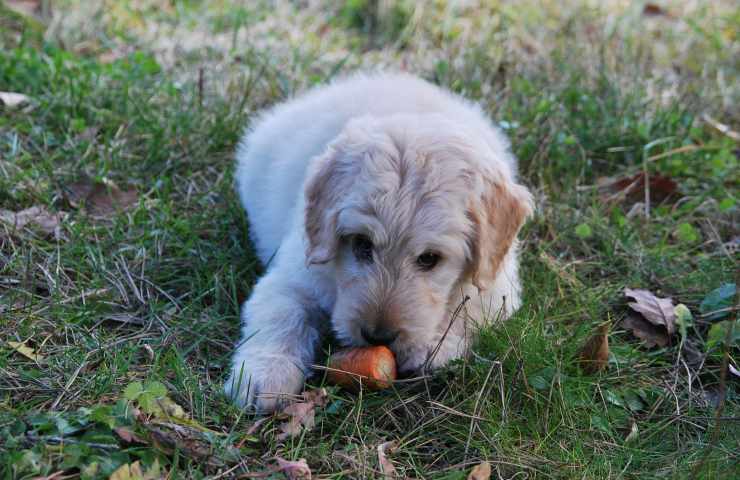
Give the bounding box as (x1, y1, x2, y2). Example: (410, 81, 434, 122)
(326, 345, 397, 391)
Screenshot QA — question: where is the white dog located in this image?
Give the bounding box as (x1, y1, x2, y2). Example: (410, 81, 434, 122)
(225, 72, 533, 412)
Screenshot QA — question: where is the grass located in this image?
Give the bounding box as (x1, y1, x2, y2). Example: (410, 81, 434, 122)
(1, 0, 738, 478)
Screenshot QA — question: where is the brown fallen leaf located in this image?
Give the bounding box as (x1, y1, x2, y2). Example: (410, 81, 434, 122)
(114, 426, 147, 445)
(277, 388, 328, 440)
(621, 312, 670, 348)
(0, 91, 32, 108)
(597, 172, 677, 206)
(0, 206, 64, 237)
(275, 457, 311, 480)
(64, 177, 138, 217)
(579, 323, 610, 374)
(109, 460, 161, 480)
(643, 3, 670, 17)
(377, 440, 399, 479)
(468, 461, 492, 480)
(278, 401, 315, 440)
(301, 387, 329, 407)
(624, 288, 676, 336)
(7, 341, 44, 362)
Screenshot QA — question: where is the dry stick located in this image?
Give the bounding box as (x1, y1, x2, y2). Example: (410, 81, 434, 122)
(424, 295, 470, 372)
(210, 460, 250, 480)
(702, 113, 740, 141)
(646, 144, 705, 163)
(690, 270, 738, 478)
(419, 295, 470, 402)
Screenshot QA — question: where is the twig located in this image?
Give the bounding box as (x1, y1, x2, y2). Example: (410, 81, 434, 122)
(646, 144, 704, 163)
(702, 113, 740, 142)
(424, 295, 470, 372)
(210, 461, 249, 480)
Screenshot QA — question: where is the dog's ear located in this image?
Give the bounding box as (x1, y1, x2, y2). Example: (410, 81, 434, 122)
(304, 116, 378, 265)
(468, 176, 534, 290)
(304, 147, 345, 264)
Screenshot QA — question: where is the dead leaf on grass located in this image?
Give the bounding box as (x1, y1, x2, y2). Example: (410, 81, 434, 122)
(0, 91, 32, 108)
(114, 427, 147, 445)
(579, 323, 610, 374)
(64, 177, 138, 217)
(278, 401, 315, 439)
(621, 312, 670, 348)
(597, 172, 677, 206)
(0, 206, 64, 237)
(301, 387, 329, 407)
(377, 440, 399, 479)
(468, 460, 492, 480)
(7, 341, 44, 362)
(275, 457, 312, 480)
(109, 460, 161, 480)
(625, 288, 676, 335)
(277, 388, 328, 440)
(643, 3, 671, 17)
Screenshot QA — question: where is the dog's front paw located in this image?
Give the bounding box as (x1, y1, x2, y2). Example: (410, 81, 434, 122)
(224, 353, 306, 413)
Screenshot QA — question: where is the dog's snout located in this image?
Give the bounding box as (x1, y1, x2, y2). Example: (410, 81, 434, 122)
(361, 327, 399, 346)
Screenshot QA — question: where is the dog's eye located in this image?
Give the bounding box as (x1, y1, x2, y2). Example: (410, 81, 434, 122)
(351, 235, 374, 263)
(417, 252, 440, 271)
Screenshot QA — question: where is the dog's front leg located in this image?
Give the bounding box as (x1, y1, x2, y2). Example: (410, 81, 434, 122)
(224, 268, 322, 413)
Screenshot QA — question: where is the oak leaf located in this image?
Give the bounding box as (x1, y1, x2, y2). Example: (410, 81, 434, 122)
(624, 288, 676, 335)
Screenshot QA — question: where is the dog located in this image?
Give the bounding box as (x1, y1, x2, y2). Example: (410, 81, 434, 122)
(225, 72, 533, 412)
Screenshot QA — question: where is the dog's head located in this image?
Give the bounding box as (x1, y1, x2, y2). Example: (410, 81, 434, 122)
(304, 114, 533, 373)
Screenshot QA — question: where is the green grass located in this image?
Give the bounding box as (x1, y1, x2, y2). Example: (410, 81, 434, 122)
(1, 1, 738, 478)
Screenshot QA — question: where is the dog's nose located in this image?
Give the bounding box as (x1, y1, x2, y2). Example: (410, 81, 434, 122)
(361, 327, 399, 346)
